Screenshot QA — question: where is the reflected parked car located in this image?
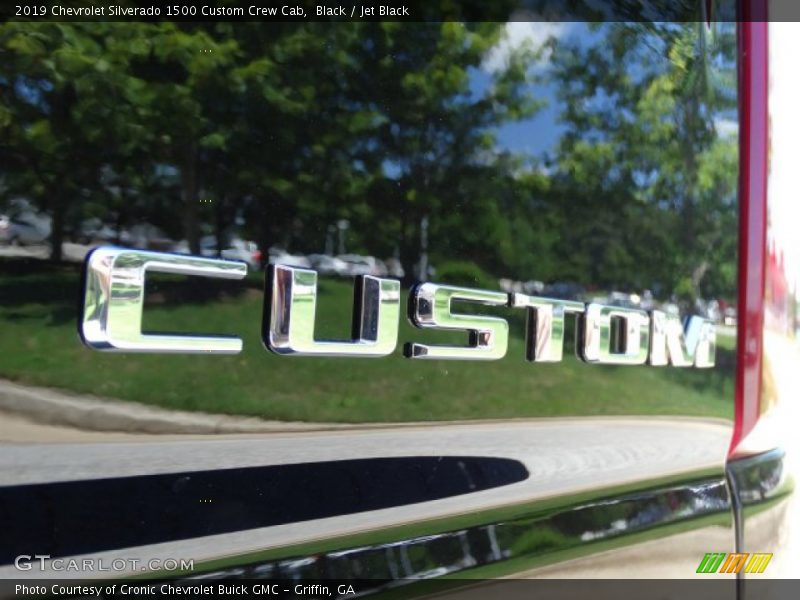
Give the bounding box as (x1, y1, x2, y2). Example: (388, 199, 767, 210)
(337, 254, 388, 277)
(0, 212, 51, 245)
(308, 254, 349, 276)
(544, 281, 586, 300)
(76, 218, 132, 245)
(128, 223, 174, 251)
(384, 257, 405, 279)
(174, 236, 263, 269)
(268, 247, 311, 269)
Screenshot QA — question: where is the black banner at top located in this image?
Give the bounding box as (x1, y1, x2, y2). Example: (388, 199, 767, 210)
(1, 0, 781, 24)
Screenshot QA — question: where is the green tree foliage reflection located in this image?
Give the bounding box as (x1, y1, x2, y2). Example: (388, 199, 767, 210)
(547, 22, 737, 300)
(0, 20, 737, 300)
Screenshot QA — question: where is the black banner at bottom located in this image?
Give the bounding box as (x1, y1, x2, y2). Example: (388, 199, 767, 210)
(2, 579, 799, 600)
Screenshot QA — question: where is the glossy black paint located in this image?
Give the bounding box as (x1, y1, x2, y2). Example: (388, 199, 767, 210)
(0, 456, 527, 562)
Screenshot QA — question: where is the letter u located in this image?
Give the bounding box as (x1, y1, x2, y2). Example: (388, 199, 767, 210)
(264, 265, 400, 356)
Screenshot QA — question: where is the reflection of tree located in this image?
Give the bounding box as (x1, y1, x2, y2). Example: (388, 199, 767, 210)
(1, 20, 738, 300)
(1, 20, 541, 267)
(547, 22, 738, 301)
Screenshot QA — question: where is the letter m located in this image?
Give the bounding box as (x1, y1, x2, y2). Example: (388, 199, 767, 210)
(650, 311, 716, 367)
(744, 553, 773, 573)
(696, 552, 727, 573)
(720, 553, 750, 574)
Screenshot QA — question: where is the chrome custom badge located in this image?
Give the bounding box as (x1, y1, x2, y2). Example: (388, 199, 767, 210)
(80, 246, 716, 368)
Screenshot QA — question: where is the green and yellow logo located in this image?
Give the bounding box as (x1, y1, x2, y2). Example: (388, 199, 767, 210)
(696, 552, 773, 574)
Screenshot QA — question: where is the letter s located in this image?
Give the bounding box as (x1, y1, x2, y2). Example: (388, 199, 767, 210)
(405, 283, 509, 360)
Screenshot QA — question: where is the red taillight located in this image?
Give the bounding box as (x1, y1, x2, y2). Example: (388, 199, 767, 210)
(730, 16, 769, 458)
